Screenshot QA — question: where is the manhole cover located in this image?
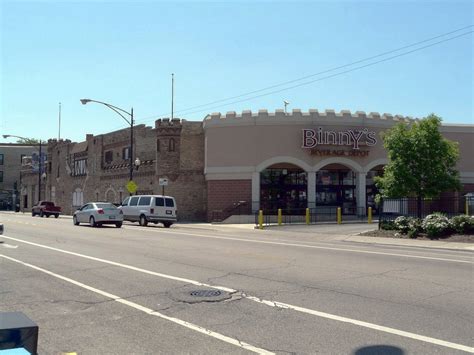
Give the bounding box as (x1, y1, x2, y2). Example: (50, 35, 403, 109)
(190, 290, 222, 297)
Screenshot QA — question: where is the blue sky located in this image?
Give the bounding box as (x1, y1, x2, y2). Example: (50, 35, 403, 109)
(1, 1, 472, 143)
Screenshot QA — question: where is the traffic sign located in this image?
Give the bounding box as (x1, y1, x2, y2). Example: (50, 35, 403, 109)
(126, 180, 138, 194)
(159, 178, 168, 186)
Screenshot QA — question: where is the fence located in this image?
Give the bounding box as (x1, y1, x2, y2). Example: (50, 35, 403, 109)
(379, 196, 474, 226)
(255, 206, 370, 227)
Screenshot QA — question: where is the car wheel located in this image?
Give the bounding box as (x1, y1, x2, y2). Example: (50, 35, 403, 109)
(139, 215, 148, 227)
(54, 214, 59, 218)
(89, 216, 96, 227)
(40, 211, 44, 218)
(115, 222, 122, 228)
(46, 214, 50, 218)
(73, 216, 79, 226)
(163, 222, 172, 228)
(31, 211, 35, 217)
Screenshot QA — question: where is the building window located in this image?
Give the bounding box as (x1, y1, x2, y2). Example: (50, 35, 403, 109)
(51, 186, 56, 204)
(0, 171, 3, 182)
(73, 188, 83, 207)
(169, 138, 175, 152)
(0, 154, 3, 165)
(105, 151, 113, 164)
(122, 147, 131, 160)
(72, 159, 87, 176)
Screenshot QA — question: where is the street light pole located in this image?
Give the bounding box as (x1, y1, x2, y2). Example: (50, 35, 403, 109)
(129, 108, 134, 182)
(37, 140, 42, 203)
(80, 99, 136, 193)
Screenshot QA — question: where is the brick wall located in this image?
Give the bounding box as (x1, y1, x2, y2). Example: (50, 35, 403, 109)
(207, 180, 252, 221)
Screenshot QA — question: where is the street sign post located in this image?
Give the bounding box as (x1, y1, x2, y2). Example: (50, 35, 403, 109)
(159, 177, 168, 195)
(126, 180, 138, 195)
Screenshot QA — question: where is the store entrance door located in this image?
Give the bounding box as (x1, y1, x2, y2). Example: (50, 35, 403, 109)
(316, 165, 357, 214)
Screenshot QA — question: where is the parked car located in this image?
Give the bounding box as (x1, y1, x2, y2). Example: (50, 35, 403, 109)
(32, 201, 61, 218)
(73, 202, 124, 228)
(120, 195, 177, 227)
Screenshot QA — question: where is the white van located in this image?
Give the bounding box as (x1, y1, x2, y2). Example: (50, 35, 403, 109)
(120, 195, 177, 228)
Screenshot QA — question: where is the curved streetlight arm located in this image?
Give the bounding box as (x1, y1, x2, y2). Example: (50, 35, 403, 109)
(80, 99, 132, 126)
(3, 134, 28, 141)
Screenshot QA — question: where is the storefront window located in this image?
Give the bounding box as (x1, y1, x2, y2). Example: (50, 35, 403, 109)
(260, 166, 307, 212)
(316, 168, 356, 214)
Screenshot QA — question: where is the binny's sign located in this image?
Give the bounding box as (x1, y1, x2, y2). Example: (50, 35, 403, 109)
(302, 127, 377, 150)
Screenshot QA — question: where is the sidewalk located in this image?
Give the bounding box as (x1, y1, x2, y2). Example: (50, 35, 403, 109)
(249, 223, 474, 251)
(335, 234, 474, 251)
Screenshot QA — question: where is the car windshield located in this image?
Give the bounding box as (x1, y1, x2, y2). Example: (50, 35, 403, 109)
(95, 203, 116, 209)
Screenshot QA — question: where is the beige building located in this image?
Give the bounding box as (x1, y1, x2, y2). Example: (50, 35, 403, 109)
(19, 109, 474, 221)
(0, 143, 36, 210)
(204, 109, 474, 219)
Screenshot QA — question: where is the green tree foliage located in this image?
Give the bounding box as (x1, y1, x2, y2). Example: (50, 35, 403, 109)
(16, 137, 40, 145)
(375, 114, 460, 201)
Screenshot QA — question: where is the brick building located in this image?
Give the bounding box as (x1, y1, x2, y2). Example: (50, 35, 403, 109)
(21, 118, 206, 221)
(0, 143, 36, 210)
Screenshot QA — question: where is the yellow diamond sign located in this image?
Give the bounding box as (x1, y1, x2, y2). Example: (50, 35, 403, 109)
(126, 180, 138, 194)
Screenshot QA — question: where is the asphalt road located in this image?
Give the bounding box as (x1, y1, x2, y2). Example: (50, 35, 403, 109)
(0, 212, 473, 355)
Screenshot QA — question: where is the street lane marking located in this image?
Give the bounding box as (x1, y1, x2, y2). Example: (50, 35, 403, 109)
(244, 296, 474, 353)
(0, 254, 274, 355)
(2, 235, 473, 353)
(123, 228, 473, 264)
(1, 235, 235, 292)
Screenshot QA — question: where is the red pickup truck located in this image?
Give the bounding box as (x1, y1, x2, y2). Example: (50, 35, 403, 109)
(32, 201, 61, 218)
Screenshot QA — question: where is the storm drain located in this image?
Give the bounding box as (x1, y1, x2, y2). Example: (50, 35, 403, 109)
(190, 290, 222, 298)
(168, 287, 233, 303)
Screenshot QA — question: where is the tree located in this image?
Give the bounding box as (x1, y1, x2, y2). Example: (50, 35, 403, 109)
(16, 137, 40, 145)
(375, 114, 461, 218)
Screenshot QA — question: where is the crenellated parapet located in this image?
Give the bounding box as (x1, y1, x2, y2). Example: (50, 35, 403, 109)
(203, 109, 419, 129)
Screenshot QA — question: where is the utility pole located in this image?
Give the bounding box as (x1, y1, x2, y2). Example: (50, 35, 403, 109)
(58, 102, 61, 140)
(171, 73, 174, 120)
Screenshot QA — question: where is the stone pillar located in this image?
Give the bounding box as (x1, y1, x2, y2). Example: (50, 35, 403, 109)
(307, 171, 316, 208)
(251, 172, 260, 213)
(357, 172, 367, 215)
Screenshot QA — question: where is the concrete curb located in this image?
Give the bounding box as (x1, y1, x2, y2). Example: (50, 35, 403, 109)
(338, 235, 474, 251)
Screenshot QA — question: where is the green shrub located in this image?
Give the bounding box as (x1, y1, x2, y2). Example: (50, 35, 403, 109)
(449, 215, 474, 234)
(380, 220, 396, 230)
(422, 213, 450, 239)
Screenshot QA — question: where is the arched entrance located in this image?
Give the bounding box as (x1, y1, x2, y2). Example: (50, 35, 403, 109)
(260, 163, 307, 212)
(316, 163, 356, 214)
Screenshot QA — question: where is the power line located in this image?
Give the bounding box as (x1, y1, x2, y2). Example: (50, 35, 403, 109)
(138, 25, 473, 122)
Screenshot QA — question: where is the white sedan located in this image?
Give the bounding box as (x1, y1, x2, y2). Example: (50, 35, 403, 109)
(73, 202, 123, 228)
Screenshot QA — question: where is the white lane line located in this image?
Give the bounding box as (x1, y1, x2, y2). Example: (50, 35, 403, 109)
(123, 228, 473, 264)
(0, 254, 274, 355)
(2, 235, 473, 353)
(1, 235, 235, 292)
(244, 296, 474, 354)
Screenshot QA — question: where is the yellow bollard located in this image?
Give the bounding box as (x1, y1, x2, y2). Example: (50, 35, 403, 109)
(337, 207, 342, 224)
(259, 210, 264, 229)
(277, 208, 282, 226)
(368, 207, 372, 224)
(466, 200, 469, 215)
(306, 208, 310, 225)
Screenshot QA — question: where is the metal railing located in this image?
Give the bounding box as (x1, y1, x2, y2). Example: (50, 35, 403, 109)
(255, 206, 371, 227)
(378, 196, 474, 226)
(211, 201, 251, 223)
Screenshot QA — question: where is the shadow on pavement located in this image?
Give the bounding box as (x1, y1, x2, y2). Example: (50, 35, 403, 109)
(354, 345, 404, 355)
